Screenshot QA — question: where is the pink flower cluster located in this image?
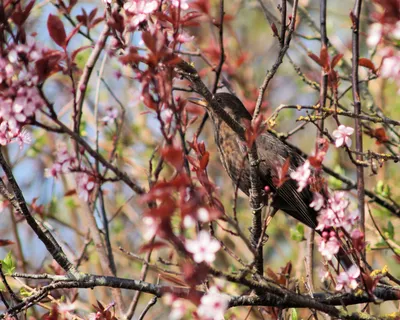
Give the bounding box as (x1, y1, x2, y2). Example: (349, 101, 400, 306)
(316, 191, 359, 233)
(0, 42, 45, 147)
(45, 142, 78, 179)
(290, 160, 311, 192)
(45, 142, 96, 201)
(314, 191, 361, 266)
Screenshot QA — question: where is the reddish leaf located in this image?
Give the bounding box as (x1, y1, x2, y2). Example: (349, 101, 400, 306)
(359, 58, 376, 73)
(319, 45, 329, 69)
(270, 22, 278, 37)
(182, 262, 209, 286)
(181, 11, 203, 26)
(142, 30, 165, 56)
(349, 11, 357, 28)
(11, 0, 35, 26)
(159, 273, 187, 286)
(372, 127, 389, 145)
(144, 198, 177, 219)
(266, 267, 279, 282)
(64, 189, 77, 196)
(68, 0, 78, 13)
(276, 157, 291, 187)
(88, 7, 98, 21)
(331, 53, 344, 69)
(161, 145, 184, 170)
(65, 23, 82, 46)
(35, 50, 63, 81)
(0, 239, 15, 247)
(139, 241, 168, 253)
(308, 51, 322, 66)
(47, 14, 67, 48)
(199, 152, 210, 170)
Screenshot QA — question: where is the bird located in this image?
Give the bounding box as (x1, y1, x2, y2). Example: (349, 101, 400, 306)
(189, 92, 318, 228)
(188, 92, 352, 268)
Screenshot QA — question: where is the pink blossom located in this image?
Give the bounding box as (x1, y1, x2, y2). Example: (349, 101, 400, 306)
(332, 125, 354, 148)
(124, 0, 159, 28)
(76, 173, 96, 202)
(342, 210, 359, 232)
(169, 299, 188, 320)
(393, 21, 400, 40)
(185, 230, 221, 264)
(88, 312, 102, 320)
(102, 107, 118, 126)
(380, 55, 400, 79)
(367, 23, 383, 47)
(0, 122, 10, 146)
(183, 215, 196, 228)
(351, 229, 365, 253)
(335, 265, 360, 292)
(197, 286, 229, 320)
(318, 233, 340, 261)
(176, 31, 194, 43)
(196, 207, 210, 222)
(143, 216, 158, 240)
(310, 192, 325, 211)
(328, 191, 349, 214)
(44, 163, 62, 179)
(172, 0, 189, 10)
(15, 129, 31, 149)
(290, 160, 311, 192)
(316, 207, 335, 231)
(183, 208, 211, 228)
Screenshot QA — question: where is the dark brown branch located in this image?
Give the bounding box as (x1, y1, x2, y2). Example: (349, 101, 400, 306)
(6, 271, 400, 319)
(279, 0, 287, 48)
(0, 152, 79, 277)
(351, 0, 366, 241)
(319, 0, 328, 135)
(212, 0, 226, 94)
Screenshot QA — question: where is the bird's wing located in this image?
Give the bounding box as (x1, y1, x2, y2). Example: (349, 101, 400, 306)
(256, 134, 317, 229)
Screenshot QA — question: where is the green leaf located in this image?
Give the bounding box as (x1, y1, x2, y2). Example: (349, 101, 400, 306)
(384, 221, 394, 240)
(375, 180, 391, 198)
(20, 287, 32, 297)
(2, 252, 16, 276)
(290, 223, 305, 242)
(291, 308, 298, 320)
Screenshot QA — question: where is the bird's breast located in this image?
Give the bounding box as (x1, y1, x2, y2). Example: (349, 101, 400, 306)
(213, 120, 251, 194)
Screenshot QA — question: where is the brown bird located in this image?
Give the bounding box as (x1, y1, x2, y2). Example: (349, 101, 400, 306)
(189, 92, 318, 229)
(189, 92, 354, 269)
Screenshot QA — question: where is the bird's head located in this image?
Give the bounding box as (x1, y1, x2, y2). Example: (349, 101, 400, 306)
(188, 92, 252, 122)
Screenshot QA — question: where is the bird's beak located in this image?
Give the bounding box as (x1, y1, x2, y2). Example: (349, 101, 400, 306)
(187, 96, 209, 108)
